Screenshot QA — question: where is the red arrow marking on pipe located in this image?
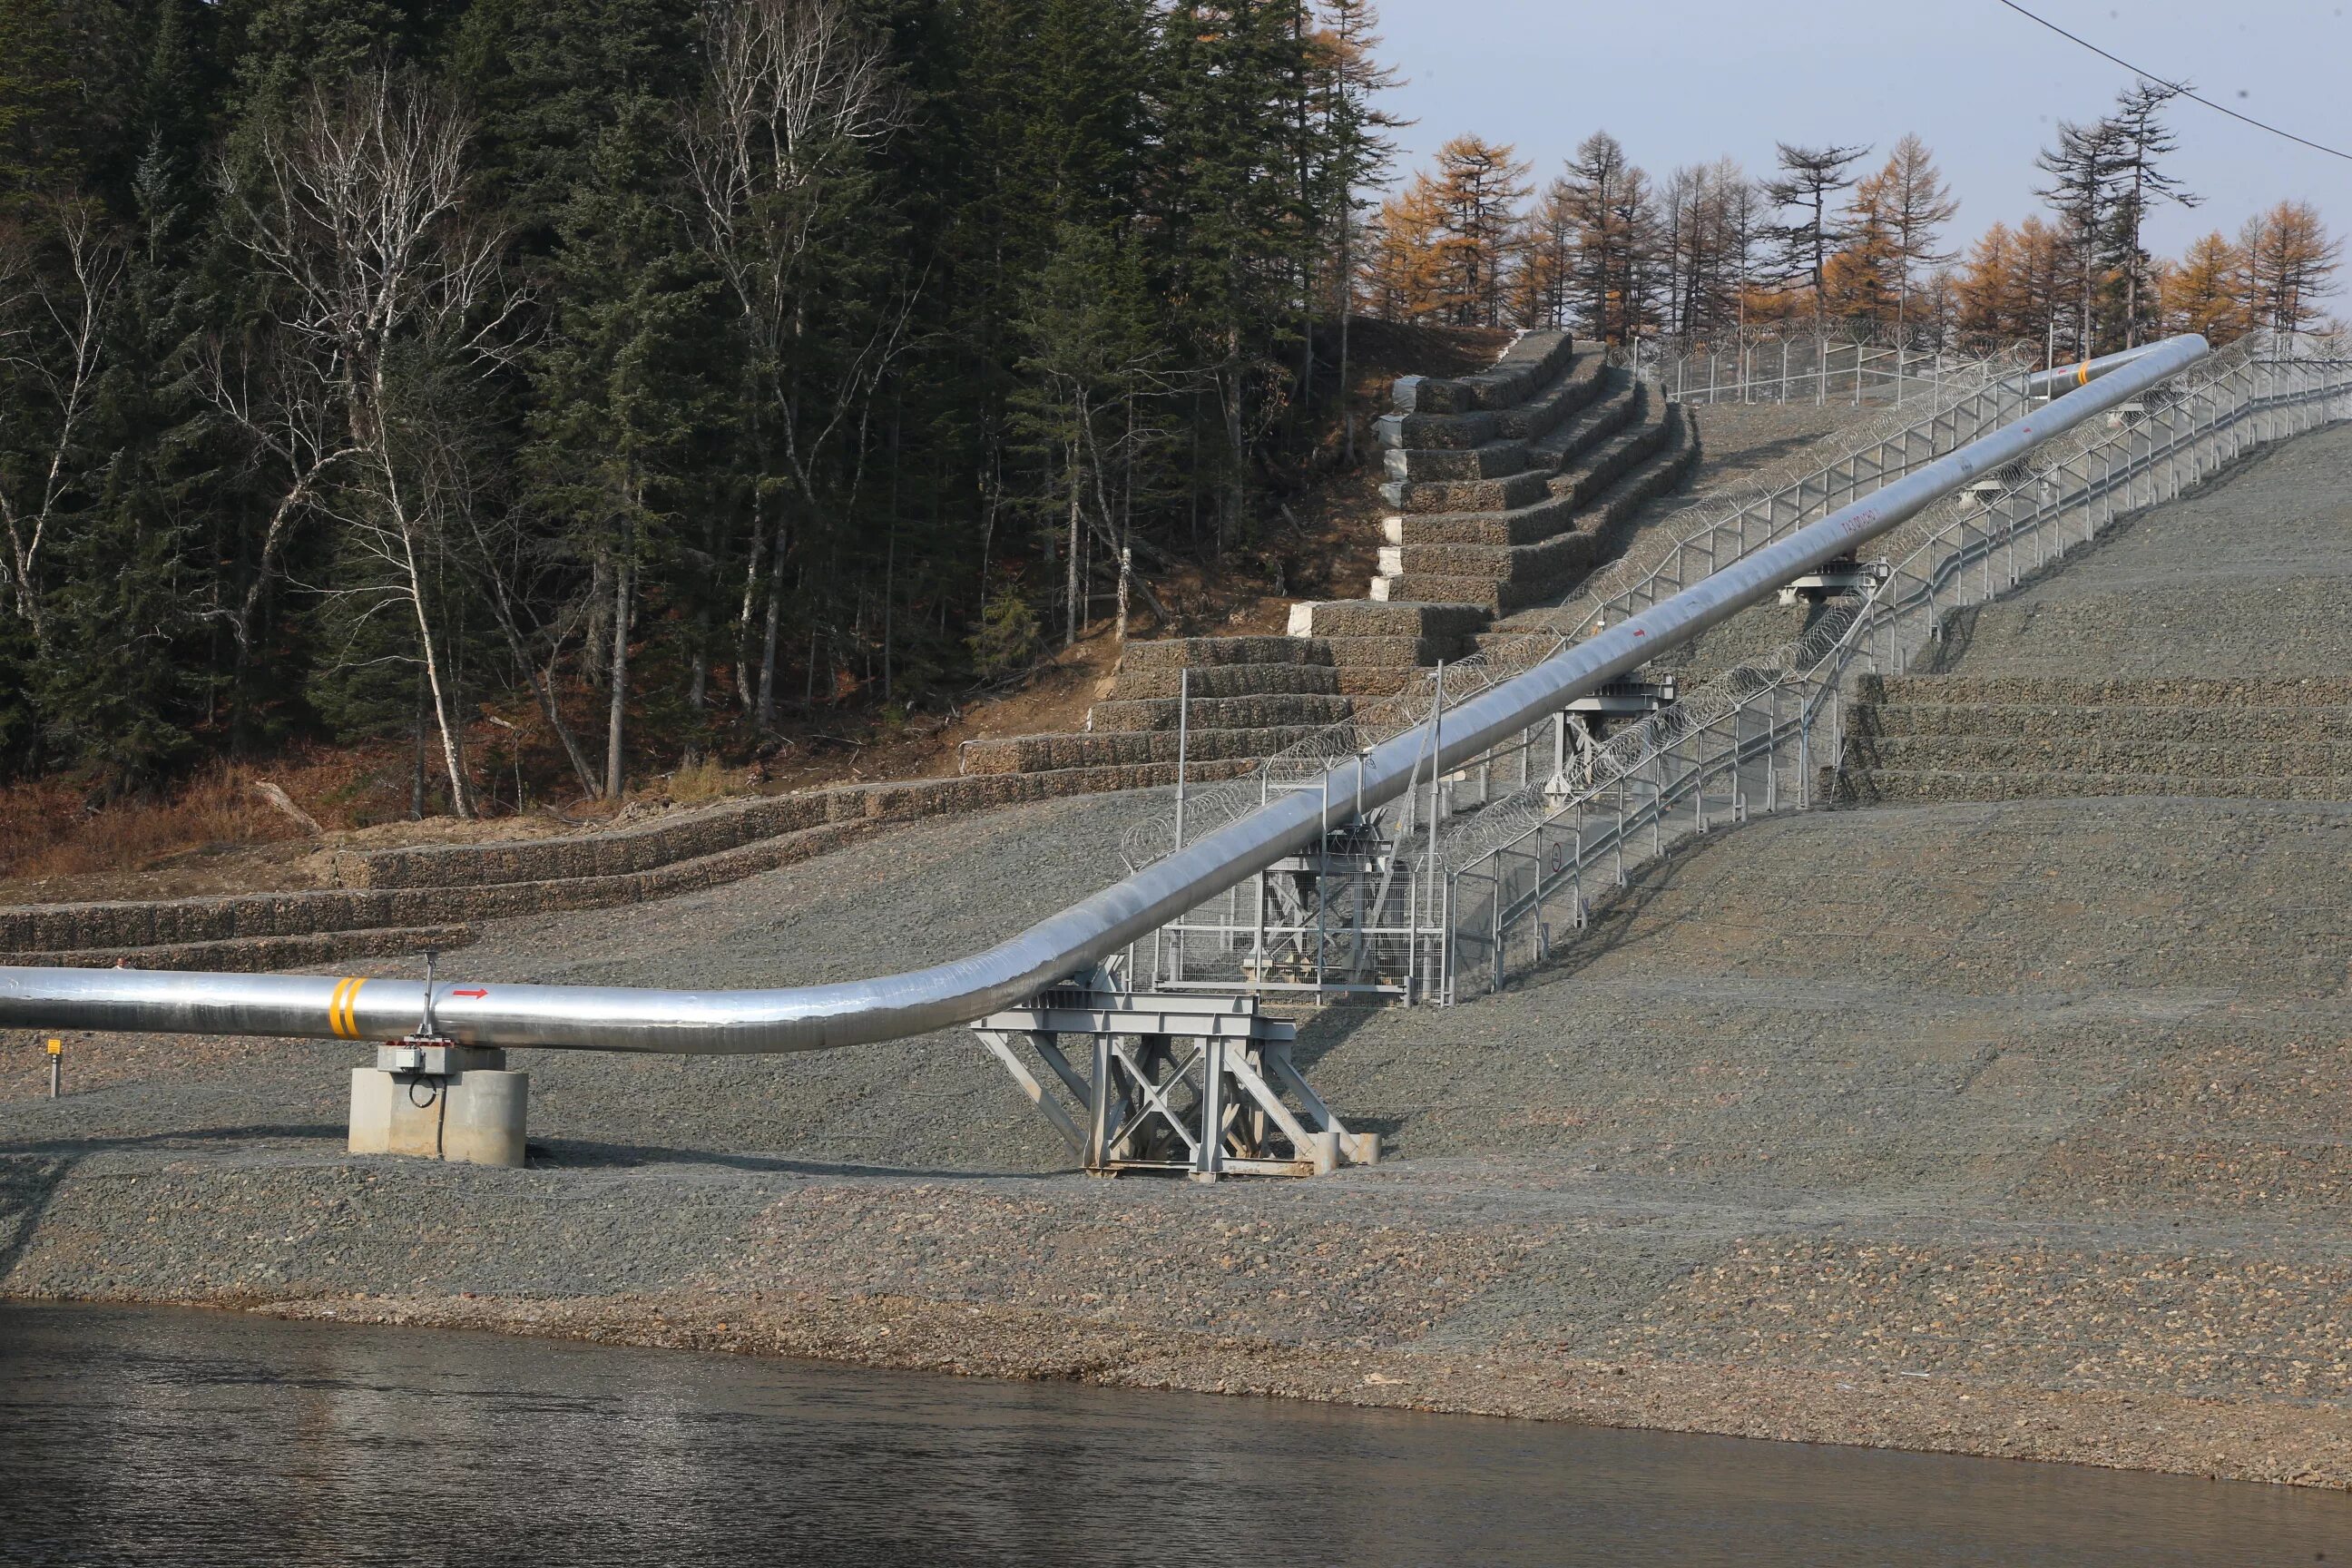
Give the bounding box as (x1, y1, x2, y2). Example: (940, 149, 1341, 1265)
(452, 988, 488, 999)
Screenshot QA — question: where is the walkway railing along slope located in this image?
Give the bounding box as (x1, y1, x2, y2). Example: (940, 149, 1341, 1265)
(1130, 348, 2028, 880)
(1441, 329, 2352, 1000)
(0, 337, 2231, 1054)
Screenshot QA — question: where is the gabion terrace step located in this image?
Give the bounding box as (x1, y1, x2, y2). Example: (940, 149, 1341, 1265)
(1835, 768, 2352, 806)
(1847, 734, 2352, 778)
(1378, 352, 1616, 483)
(1372, 414, 1697, 612)
(1524, 368, 1642, 469)
(1390, 328, 1582, 415)
(1089, 692, 1357, 734)
(1836, 674, 2352, 806)
(1383, 441, 1532, 484)
(1381, 370, 1638, 512)
(1859, 702, 2352, 744)
(1381, 466, 1555, 515)
(961, 726, 1327, 775)
(1111, 662, 1340, 701)
(1116, 635, 1335, 670)
(1556, 394, 1677, 509)
(1373, 531, 1602, 607)
(1285, 600, 1493, 641)
(1319, 632, 1466, 668)
(1382, 491, 1578, 548)
(1861, 673, 2352, 707)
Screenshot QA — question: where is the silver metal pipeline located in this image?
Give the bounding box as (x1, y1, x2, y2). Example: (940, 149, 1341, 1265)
(2025, 341, 2170, 399)
(0, 335, 2213, 1055)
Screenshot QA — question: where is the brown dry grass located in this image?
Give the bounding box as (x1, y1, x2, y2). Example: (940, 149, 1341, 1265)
(0, 750, 417, 883)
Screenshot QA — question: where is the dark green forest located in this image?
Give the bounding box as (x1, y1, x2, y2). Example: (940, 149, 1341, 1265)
(0, 0, 1398, 812)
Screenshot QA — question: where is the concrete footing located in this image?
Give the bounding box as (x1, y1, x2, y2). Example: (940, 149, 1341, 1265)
(349, 1044, 528, 1168)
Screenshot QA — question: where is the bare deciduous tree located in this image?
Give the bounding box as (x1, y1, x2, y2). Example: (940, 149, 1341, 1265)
(219, 67, 522, 818)
(682, 0, 907, 730)
(0, 196, 124, 643)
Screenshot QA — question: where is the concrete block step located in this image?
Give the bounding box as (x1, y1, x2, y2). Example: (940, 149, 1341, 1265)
(960, 725, 1325, 775)
(1112, 662, 1340, 701)
(1118, 635, 1334, 671)
(1382, 492, 1578, 548)
(1089, 691, 1356, 734)
(1847, 734, 2352, 778)
(1857, 701, 2352, 745)
(1288, 601, 1493, 640)
(1836, 767, 2352, 806)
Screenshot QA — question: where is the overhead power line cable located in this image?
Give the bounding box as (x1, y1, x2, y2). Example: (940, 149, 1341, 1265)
(1992, 0, 2352, 163)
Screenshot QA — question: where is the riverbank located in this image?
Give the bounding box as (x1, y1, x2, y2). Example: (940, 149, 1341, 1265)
(6, 426, 2350, 1494)
(16, 1301, 2342, 1567)
(5, 782, 2348, 1489)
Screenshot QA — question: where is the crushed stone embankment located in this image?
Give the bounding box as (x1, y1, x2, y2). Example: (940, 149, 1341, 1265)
(5, 420, 2351, 1488)
(5, 784, 2349, 1487)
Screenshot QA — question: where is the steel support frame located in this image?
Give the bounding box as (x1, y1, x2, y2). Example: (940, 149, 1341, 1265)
(971, 982, 1373, 1181)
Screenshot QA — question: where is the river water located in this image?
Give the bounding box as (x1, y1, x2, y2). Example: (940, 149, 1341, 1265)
(0, 1303, 2341, 1565)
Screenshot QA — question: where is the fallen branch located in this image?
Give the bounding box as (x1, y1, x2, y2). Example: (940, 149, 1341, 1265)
(250, 779, 325, 836)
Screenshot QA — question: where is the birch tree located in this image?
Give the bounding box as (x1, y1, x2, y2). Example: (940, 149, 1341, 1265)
(682, 0, 906, 730)
(0, 196, 123, 644)
(219, 69, 521, 818)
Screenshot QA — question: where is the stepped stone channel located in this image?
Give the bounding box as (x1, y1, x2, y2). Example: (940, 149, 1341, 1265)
(960, 331, 1700, 782)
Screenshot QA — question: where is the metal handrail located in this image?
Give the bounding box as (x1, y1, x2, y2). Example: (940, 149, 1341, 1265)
(1129, 359, 2029, 879)
(0, 337, 2216, 1054)
(1446, 331, 2352, 998)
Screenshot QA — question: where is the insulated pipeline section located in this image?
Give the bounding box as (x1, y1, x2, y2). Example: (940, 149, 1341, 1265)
(0, 336, 2214, 1054)
(2024, 341, 2170, 399)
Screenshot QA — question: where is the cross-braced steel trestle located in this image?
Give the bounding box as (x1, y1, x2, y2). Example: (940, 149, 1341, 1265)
(972, 974, 1377, 1181)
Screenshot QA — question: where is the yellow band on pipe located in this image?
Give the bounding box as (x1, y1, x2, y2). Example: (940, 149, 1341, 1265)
(2077, 360, 2092, 387)
(328, 977, 364, 1039)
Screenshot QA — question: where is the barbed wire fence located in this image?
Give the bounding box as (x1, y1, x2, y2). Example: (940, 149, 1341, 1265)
(1442, 329, 2352, 1001)
(1116, 344, 2026, 882)
(1631, 330, 2038, 408)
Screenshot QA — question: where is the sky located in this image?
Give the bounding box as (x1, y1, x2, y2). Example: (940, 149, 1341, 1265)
(1371, 0, 2352, 309)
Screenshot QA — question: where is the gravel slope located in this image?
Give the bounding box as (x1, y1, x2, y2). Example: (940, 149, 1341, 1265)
(1927, 421, 2352, 679)
(4, 421, 2351, 1488)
